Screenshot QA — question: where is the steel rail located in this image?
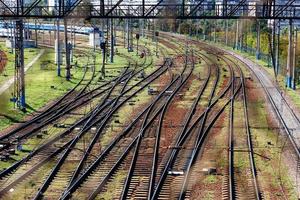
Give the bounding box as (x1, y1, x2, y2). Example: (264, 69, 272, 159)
(60, 69, 180, 200)
(119, 58, 193, 199)
(33, 64, 168, 199)
(0, 47, 155, 179)
(90, 75, 182, 200)
(147, 53, 196, 199)
(231, 54, 300, 160)
(150, 51, 235, 199)
(178, 60, 221, 199)
(32, 68, 131, 200)
(60, 63, 169, 190)
(149, 51, 216, 199)
(66, 67, 136, 186)
(238, 65, 261, 200)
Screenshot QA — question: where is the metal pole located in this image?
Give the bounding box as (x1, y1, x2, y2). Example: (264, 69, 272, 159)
(106, 19, 109, 62)
(142, 19, 145, 37)
(56, 19, 61, 76)
(240, 19, 243, 50)
(114, 19, 117, 46)
(152, 19, 155, 42)
(136, 34, 139, 56)
(155, 32, 158, 56)
(256, 20, 260, 59)
(110, 18, 114, 63)
(93, 28, 96, 52)
(225, 20, 228, 45)
(10, 21, 13, 54)
(70, 23, 74, 63)
(101, 41, 106, 77)
(286, 19, 293, 88)
(214, 20, 216, 43)
(15, 19, 25, 110)
(130, 19, 133, 51)
(292, 27, 297, 90)
(235, 20, 239, 50)
(272, 19, 276, 60)
(34, 20, 38, 46)
(64, 18, 71, 80)
(276, 21, 280, 75)
(123, 20, 126, 48)
(127, 19, 130, 51)
(203, 19, 206, 40)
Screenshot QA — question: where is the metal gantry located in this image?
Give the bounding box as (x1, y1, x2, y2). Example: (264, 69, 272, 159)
(2, 0, 299, 108)
(14, 19, 25, 110)
(0, 0, 299, 19)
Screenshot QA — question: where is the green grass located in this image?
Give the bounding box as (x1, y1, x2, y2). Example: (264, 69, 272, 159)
(286, 88, 300, 110)
(0, 34, 164, 172)
(203, 175, 217, 184)
(0, 35, 160, 132)
(0, 47, 89, 131)
(0, 41, 39, 86)
(247, 86, 298, 199)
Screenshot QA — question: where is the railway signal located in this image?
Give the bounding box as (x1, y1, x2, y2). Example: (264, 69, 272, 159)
(100, 40, 106, 77)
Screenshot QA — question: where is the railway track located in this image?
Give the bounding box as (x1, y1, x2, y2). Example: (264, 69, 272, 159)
(1, 30, 293, 200)
(127, 32, 264, 200)
(0, 42, 160, 198)
(149, 50, 235, 200)
(0, 68, 132, 195)
(0, 45, 172, 198)
(0, 43, 154, 174)
(230, 51, 300, 160)
(221, 56, 261, 200)
(58, 46, 194, 200)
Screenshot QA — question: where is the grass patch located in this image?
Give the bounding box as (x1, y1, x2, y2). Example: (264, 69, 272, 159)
(203, 175, 217, 184)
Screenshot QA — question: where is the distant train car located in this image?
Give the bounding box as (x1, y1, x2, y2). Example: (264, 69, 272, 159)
(0, 22, 94, 37)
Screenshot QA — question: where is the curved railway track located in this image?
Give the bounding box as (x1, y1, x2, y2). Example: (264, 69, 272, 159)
(220, 56, 261, 200)
(1, 29, 294, 200)
(0, 41, 158, 198)
(0, 35, 181, 199)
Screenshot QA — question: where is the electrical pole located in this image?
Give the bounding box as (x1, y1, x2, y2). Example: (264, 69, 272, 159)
(34, 20, 38, 46)
(286, 19, 294, 88)
(130, 19, 133, 51)
(127, 19, 130, 51)
(64, 18, 71, 80)
(55, 19, 61, 76)
(110, 18, 114, 63)
(123, 20, 126, 48)
(292, 27, 297, 90)
(70, 23, 74, 63)
(240, 20, 243, 50)
(203, 19, 206, 40)
(256, 20, 260, 59)
(272, 19, 276, 61)
(276, 21, 280, 75)
(213, 20, 216, 43)
(141, 19, 145, 37)
(235, 20, 239, 50)
(14, 19, 25, 110)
